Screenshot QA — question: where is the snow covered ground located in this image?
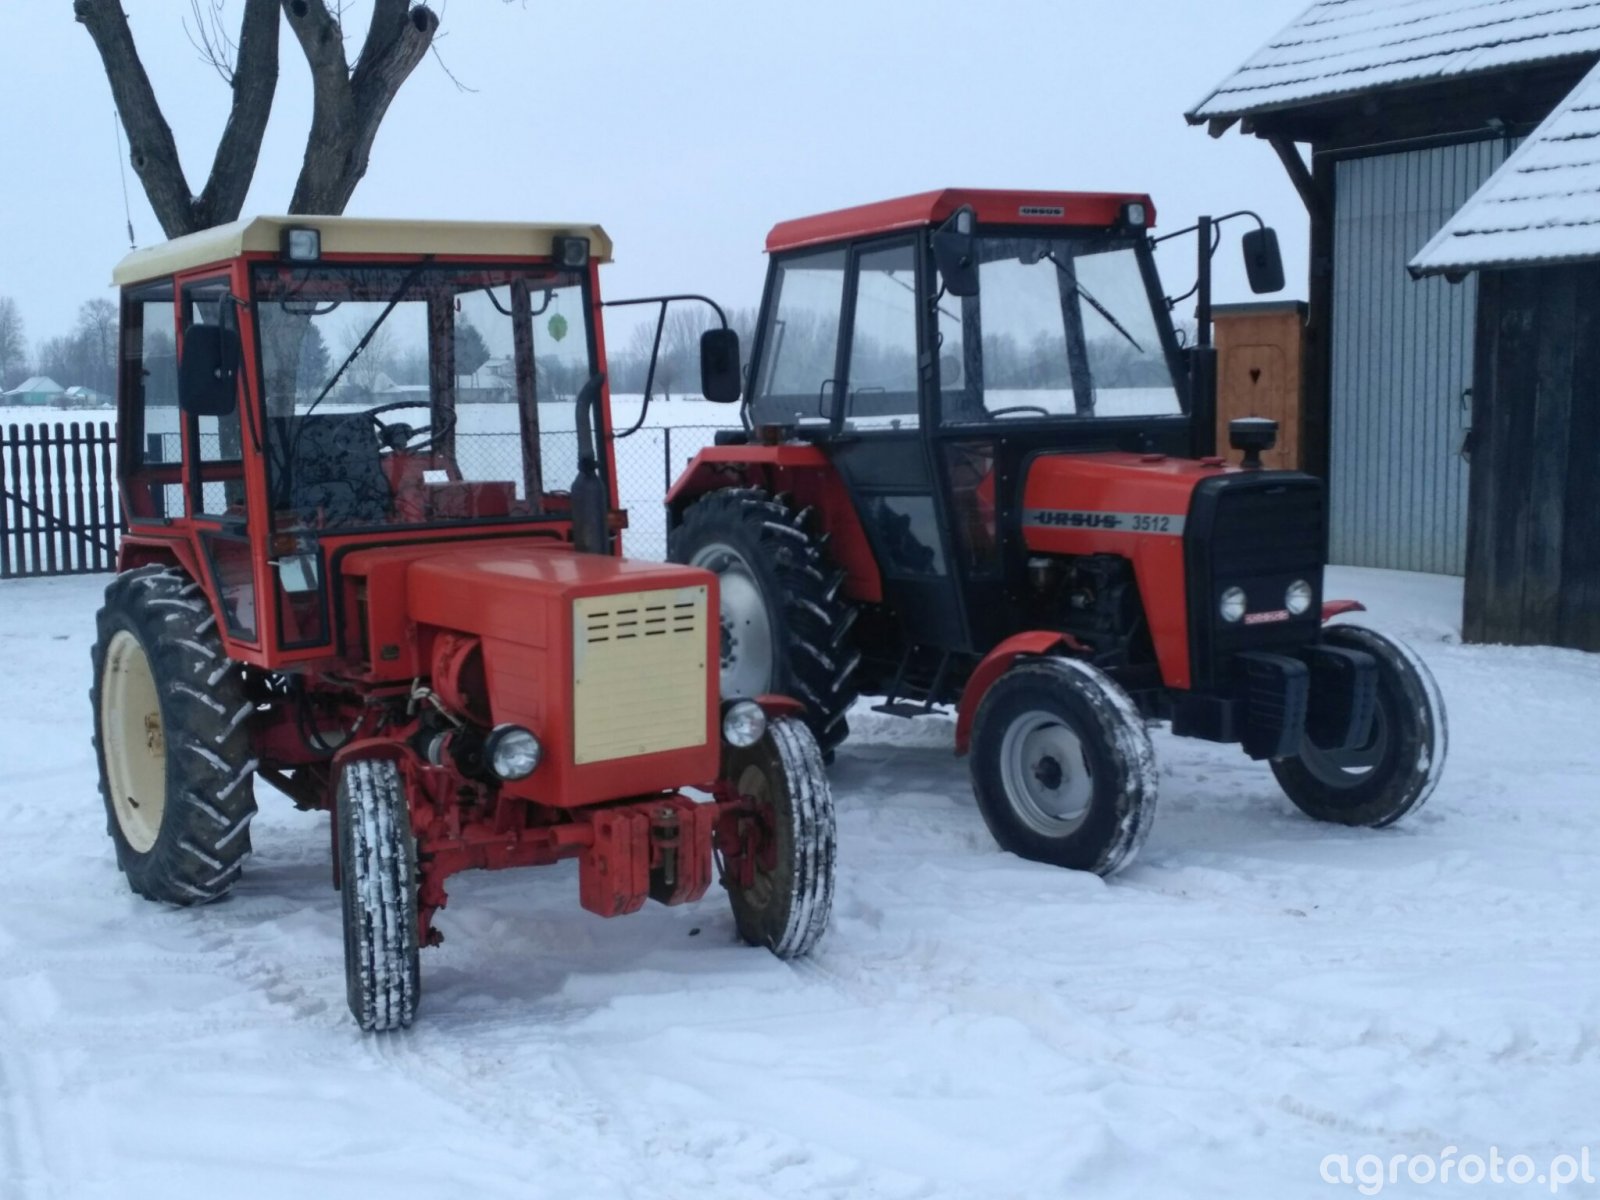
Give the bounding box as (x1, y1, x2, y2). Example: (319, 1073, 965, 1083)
(2, 567, 1597, 1199)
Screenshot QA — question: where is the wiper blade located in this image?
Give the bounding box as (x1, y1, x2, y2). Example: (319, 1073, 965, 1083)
(1045, 252, 1144, 354)
(304, 258, 433, 416)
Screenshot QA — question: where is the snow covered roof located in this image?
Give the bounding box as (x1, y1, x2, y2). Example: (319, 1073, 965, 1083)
(1190, 0, 1600, 126)
(3, 375, 64, 396)
(1412, 56, 1600, 273)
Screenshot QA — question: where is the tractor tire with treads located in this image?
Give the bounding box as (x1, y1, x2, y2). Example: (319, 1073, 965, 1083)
(969, 658, 1158, 877)
(337, 756, 421, 1032)
(721, 716, 836, 959)
(670, 489, 860, 755)
(90, 565, 258, 905)
(1270, 624, 1447, 828)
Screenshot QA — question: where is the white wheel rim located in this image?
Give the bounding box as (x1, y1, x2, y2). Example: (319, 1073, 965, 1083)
(101, 630, 167, 853)
(691, 541, 775, 699)
(998, 710, 1095, 836)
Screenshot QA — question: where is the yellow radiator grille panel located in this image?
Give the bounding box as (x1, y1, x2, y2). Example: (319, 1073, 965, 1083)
(572, 586, 708, 765)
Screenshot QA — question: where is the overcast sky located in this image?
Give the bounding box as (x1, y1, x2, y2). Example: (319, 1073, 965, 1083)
(1, 0, 1307, 349)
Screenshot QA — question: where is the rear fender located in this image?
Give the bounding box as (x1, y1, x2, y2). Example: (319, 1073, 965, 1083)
(667, 445, 882, 603)
(118, 533, 201, 583)
(953, 630, 1090, 755)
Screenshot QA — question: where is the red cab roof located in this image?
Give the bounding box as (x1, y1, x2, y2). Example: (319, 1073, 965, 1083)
(765, 188, 1156, 254)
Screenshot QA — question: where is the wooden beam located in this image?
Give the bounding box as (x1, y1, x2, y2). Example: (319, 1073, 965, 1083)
(1268, 136, 1329, 225)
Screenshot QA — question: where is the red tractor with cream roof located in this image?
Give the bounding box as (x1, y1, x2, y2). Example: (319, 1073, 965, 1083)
(90, 216, 833, 1031)
(667, 189, 1448, 874)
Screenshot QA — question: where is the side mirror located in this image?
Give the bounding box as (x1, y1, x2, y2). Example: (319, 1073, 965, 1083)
(178, 323, 241, 417)
(1242, 227, 1285, 295)
(700, 328, 742, 404)
(932, 206, 980, 298)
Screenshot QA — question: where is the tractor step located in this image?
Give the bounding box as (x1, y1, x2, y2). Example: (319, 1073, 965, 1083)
(871, 701, 949, 719)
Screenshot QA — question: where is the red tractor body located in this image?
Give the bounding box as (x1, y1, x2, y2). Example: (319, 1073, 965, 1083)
(92, 217, 834, 1030)
(667, 189, 1449, 875)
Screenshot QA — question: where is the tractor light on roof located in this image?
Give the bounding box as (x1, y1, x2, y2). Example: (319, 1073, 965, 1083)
(1122, 202, 1148, 229)
(721, 700, 767, 749)
(485, 725, 542, 780)
(281, 226, 321, 262)
(1286, 579, 1314, 616)
(1220, 586, 1248, 624)
(551, 235, 590, 269)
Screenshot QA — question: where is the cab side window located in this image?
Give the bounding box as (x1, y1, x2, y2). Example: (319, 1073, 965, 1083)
(845, 242, 919, 429)
(184, 279, 246, 518)
(750, 248, 846, 427)
(121, 282, 180, 520)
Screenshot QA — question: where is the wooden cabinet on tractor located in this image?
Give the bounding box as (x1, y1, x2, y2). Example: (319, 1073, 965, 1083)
(1214, 302, 1306, 472)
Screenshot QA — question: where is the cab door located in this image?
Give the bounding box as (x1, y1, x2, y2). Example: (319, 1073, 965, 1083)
(179, 272, 261, 647)
(828, 238, 970, 651)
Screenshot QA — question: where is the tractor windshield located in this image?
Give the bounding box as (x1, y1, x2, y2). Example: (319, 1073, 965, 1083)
(250, 262, 594, 532)
(938, 235, 1183, 424)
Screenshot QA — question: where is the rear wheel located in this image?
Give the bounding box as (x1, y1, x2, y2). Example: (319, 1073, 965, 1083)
(969, 658, 1157, 876)
(722, 717, 835, 959)
(670, 489, 859, 755)
(337, 757, 421, 1032)
(90, 565, 258, 905)
(1271, 624, 1447, 827)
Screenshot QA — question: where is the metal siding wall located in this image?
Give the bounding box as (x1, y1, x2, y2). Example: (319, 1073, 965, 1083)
(1330, 139, 1508, 575)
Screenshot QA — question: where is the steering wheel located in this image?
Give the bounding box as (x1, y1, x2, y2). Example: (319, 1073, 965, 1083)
(988, 405, 1052, 419)
(364, 400, 456, 453)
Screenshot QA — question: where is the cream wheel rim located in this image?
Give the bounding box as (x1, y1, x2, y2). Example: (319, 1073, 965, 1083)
(101, 630, 167, 853)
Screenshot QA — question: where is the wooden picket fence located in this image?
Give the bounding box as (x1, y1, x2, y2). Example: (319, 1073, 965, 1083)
(0, 420, 121, 578)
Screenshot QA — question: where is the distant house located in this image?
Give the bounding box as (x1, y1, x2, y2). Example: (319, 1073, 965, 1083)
(61, 386, 112, 408)
(2, 376, 66, 406)
(1192, 0, 1600, 652)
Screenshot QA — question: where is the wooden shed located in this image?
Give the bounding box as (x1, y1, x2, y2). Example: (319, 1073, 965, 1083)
(1410, 63, 1600, 653)
(1190, 0, 1600, 653)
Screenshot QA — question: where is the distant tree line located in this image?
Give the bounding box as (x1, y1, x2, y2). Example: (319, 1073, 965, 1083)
(0, 294, 120, 402)
(0, 294, 763, 408)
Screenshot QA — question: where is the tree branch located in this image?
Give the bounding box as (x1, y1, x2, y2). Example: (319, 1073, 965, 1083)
(195, 0, 281, 227)
(284, 0, 436, 213)
(74, 0, 199, 238)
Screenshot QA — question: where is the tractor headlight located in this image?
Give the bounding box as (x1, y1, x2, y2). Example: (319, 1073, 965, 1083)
(1286, 579, 1314, 616)
(485, 724, 541, 780)
(1220, 586, 1248, 623)
(551, 235, 590, 268)
(281, 225, 321, 262)
(722, 700, 767, 748)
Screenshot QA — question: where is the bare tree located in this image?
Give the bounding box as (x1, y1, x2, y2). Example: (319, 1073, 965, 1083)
(75, 1, 452, 238)
(0, 297, 25, 388)
(76, 298, 120, 395)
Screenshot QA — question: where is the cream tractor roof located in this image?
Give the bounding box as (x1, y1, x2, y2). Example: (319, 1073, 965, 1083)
(111, 215, 613, 286)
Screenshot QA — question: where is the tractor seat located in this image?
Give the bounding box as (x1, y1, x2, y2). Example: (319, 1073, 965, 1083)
(272, 413, 393, 526)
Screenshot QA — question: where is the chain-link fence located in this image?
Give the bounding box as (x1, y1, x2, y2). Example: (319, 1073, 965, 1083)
(605, 424, 735, 561)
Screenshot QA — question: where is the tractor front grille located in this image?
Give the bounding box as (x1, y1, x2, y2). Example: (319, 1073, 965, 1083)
(571, 586, 709, 765)
(1186, 473, 1327, 689)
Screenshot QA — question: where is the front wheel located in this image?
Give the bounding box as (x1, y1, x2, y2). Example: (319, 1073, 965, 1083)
(1271, 624, 1447, 827)
(969, 658, 1158, 876)
(721, 717, 835, 959)
(337, 757, 421, 1032)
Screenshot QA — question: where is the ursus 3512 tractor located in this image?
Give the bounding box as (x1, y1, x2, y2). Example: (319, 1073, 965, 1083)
(91, 216, 833, 1030)
(667, 189, 1447, 876)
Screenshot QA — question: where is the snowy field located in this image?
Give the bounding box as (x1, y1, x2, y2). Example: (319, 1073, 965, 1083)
(2, 567, 1598, 1198)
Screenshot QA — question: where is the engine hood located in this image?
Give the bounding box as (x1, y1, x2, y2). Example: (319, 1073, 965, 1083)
(1020, 452, 1233, 542)
(404, 544, 711, 648)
